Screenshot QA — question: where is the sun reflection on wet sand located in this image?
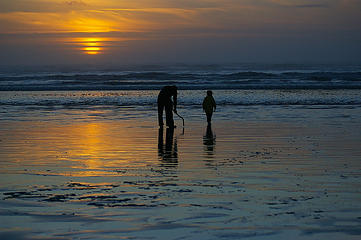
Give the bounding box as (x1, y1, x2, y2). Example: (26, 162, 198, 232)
(63, 120, 158, 176)
(0, 118, 158, 177)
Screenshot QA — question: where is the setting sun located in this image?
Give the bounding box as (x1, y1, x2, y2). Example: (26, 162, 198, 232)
(81, 38, 103, 55)
(83, 46, 101, 55)
(65, 37, 114, 55)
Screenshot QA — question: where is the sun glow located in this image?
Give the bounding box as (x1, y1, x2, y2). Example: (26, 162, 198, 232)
(82, 47, 101, 55)
(66, 37, 113, 55)
(82, 38, 103, 55)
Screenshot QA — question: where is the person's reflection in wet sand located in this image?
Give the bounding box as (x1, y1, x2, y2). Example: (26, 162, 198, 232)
(203, 124, 216, 156)
(158, 127, 178, 167)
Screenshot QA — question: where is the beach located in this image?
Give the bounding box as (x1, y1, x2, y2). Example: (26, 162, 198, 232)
(0, 89, 360, 239)
(1, 0, 361, 237)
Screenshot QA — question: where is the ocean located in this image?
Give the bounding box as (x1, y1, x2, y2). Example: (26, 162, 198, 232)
(1, 64, 361, 239)
(1, 64, 361, 91)
(1, 64, 361, 112)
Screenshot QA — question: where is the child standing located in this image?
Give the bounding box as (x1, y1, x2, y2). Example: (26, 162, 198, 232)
(202, 90, 216, 124)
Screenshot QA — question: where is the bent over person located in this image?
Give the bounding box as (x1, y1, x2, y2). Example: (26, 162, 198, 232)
(158, 85, 177, 128)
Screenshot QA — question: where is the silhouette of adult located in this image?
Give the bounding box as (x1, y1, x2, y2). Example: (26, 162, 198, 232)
(158, 85, 177, 128)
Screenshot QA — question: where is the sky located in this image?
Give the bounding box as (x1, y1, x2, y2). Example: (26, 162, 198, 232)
(0, 0, 360, 67)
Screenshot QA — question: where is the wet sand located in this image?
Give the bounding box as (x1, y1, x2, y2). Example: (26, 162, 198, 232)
(0, 104, 361, 239)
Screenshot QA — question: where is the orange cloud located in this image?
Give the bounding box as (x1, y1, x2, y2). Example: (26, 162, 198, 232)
(0, 5, 225, 34)
(63, 0, 87, 7)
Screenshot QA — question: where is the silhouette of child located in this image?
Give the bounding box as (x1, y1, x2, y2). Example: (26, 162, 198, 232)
(202, 90, 216, 124)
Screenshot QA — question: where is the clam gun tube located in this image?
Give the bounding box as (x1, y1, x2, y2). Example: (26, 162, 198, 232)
(174, 111, 184, 127)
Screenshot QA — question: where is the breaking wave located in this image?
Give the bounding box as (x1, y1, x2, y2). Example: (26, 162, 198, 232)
(1, 71, 361, 91)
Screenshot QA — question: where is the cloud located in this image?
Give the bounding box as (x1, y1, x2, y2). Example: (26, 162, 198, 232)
(267, 0, 331, 8)
(0, 6, 226, 34)
(63, 0, 87, 7)
(290, 4, 329, 8)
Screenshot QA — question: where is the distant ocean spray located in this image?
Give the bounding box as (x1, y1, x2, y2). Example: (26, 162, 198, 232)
(1, 64, 361, 91)
(1, 64, 361, 109)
